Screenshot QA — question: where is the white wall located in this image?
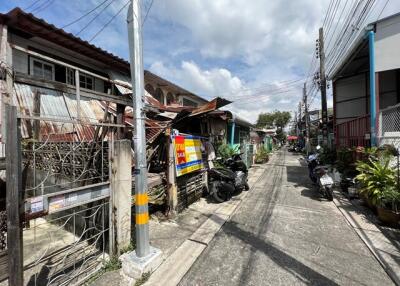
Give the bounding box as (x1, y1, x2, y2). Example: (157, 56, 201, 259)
(335, 74, 367, 124)
(376, 14, 400, 72)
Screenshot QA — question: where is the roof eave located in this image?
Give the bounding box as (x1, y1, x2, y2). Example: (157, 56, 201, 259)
(328, 26, 372, 81)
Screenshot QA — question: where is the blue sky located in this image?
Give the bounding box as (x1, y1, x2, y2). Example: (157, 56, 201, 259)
(2, 0, 400, 122)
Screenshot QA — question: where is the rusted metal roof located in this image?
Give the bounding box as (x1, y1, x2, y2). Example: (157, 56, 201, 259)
(189, 97, 231, 117)
(11, 83, 108, 141)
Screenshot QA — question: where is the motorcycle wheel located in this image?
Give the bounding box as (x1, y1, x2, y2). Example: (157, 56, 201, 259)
(325, 187, 334, 201)
(211, 184, 230, 203)
(244, 182, 250, 191)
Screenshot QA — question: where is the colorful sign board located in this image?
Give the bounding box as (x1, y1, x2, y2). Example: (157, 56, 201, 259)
(172, 135, 204, 177)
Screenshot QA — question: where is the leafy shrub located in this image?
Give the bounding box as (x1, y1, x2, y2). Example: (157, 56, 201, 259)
(336, 147, 356, 177)
(319, 148, 336, 165)
(356, 157, 396, 206)
(217, 143, 238, 160)
(255, 146, 269, 163)
(379, 186, 400, 212)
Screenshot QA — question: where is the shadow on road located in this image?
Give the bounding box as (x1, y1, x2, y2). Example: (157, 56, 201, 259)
(221, 220, 339, 286)
(300, 188, 326, 201)
(286, 165, 313, 189)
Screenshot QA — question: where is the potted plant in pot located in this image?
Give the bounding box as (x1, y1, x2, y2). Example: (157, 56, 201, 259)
(377, 186, 400, 227)
(356, 157, 396, 212)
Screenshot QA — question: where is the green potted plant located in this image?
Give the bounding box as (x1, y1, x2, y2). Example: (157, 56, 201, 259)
(356, 157, 396, 211)
(377, 186, 400, 226)
(255, 146, 269, 164)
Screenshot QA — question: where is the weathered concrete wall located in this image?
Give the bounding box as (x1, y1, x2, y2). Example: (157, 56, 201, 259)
(110, 140, 132, 255)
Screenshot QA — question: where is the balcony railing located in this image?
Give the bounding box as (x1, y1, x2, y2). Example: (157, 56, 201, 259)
(335, 114, 370, 148)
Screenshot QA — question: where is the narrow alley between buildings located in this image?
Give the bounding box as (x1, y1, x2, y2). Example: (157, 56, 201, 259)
(179, 149, 394, 286)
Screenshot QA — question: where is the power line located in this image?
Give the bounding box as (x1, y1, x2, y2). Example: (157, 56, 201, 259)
(325, 0, 349, 51)
(61, 0, 110, 30)
(24, 0, 44, 11)
(75, 0, 115, 36)
(216, 76, 312, 99)
(30, 0, 56, 14)
(89, 0, 130, 42)
(142, 0, 154, 25)
(376, 0, 390, 21)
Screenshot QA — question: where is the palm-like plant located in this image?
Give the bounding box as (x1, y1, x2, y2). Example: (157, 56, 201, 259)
(379, 186, 400, 212)
(356, 158, 396, 205)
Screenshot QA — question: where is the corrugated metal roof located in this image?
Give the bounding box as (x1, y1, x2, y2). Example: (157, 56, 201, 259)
(11, 83, 107, 141)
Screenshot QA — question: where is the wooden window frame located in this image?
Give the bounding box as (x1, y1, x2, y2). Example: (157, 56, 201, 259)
(29, 57, 55, 81)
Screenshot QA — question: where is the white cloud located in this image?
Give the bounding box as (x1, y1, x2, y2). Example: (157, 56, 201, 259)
(150, 60, 244, 97)
(153, 0, 328, 68)
(149, 60, 302, 123)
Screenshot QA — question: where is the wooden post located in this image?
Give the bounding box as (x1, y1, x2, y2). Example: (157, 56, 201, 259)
(75, 70, 81, 120)
(166, 130, 177, 216)
(33, 91, 41, 141)
(1, 24, 12, 142)
(5, 104, 23, 286)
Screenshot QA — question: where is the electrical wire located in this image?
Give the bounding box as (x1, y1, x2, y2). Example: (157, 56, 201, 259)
(61, 0, 110, 30)
(325, 0, 377, 76)
(88, 0, 130, 42)
(75, 0, 115, 36)
(24, 0, 45, 11)
(325, 0, 349, 51)
(30, 0, 56, 14)
(142, 0, 154, 25)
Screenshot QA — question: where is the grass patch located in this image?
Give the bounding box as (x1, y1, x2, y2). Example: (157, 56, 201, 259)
(84, 241, 136, 285)
(134, 272, 151, 286)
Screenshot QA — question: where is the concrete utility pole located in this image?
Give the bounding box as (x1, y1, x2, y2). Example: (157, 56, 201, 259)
(128, 0, 150, 258)
(298, 101, 302, 134)
(122, 0, 162, 280)
(303, 83, 311, 154)
(318, 27, 328, 148)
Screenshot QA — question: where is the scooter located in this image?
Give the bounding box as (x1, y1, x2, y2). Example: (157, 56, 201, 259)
(307, 150, 334, 201)
(207, 153, 249, 203)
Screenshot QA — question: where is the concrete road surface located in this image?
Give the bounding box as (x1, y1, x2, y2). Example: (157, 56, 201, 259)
(179, 149, 394, 286)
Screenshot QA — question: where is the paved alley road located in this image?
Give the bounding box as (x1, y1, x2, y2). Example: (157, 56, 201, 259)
(179, 150, 394, 286)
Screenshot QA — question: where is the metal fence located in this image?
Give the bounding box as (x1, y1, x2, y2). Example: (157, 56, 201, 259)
(0, 60, 126, 285)
(378, 103, 400, 150)
(335, 114, 370, 148)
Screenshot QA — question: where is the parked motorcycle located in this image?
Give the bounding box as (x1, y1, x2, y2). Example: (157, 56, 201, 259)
(307, 150, 334, 201)
(207, 153, 249, 203)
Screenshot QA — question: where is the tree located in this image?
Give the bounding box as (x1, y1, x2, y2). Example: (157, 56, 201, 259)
(256, 113, 275, 128)
(256, 111, 291, 142)
(256, 111, 291, 129)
